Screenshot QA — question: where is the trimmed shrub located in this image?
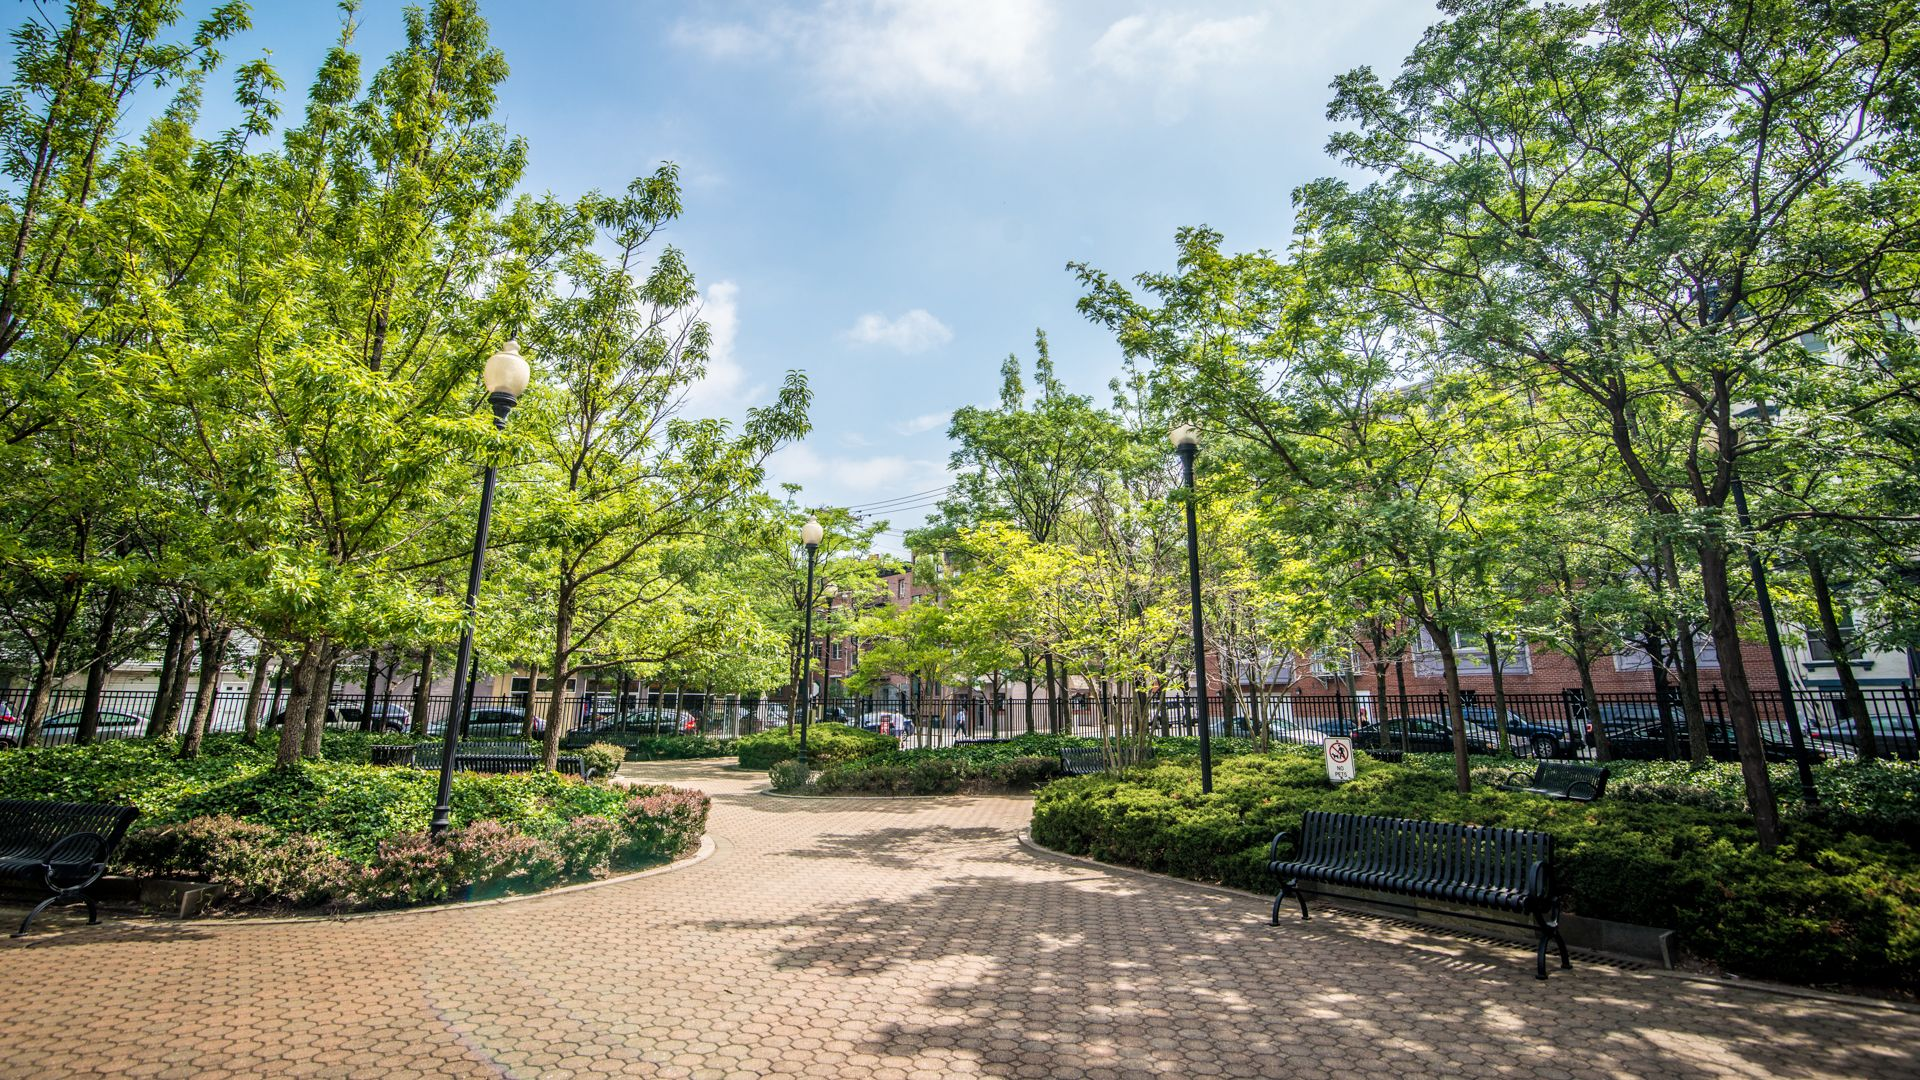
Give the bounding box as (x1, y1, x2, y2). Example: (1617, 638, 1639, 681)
(768, 760, 810, 791)
(573, 742, 627, 780)
(1029, 752, 1920, 987)
(734, 723, 896, 768)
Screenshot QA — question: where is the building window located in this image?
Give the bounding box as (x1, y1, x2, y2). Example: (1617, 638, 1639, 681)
(510, 677, 530, 693)
(1806, 617, 1857, 664)
(831, 643, 843, 661)
(1613, 634, 1720, 672)
(1413, 629, 1531, 677)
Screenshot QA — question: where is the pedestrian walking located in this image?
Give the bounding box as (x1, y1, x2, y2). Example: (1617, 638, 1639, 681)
(952, 705, 968, 738)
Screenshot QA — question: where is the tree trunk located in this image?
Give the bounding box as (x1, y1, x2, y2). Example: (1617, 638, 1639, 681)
(179, 626, 231, 758)
(1697, 538, 1781, 850)
(1808, 552, 1876, 760)
(1661, 540, 1712, 764)
(541, 595, 574, 769)
(411, 647, 432, 736)
(77, 581, 123, 745)
(1394, 643, 1411, 752)
(1416, 598, 1472, 793)
(359, 649, 379, 732)
(1570, 634, 1607, 762)
(145, 614, 187, 737)
(302, 643, 338, 759)
(1644, 627, 1678, 759)
(275, 643, 320, 767)
(240, 647, 272, 738)
(1043, 652, 1060, 734)
(1483, 632, 1512, 755)
(522, 663, 541, 739)
(1022, 650, 1036, 734)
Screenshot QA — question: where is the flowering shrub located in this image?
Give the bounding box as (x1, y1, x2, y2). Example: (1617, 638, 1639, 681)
(614, 787, 710, 864)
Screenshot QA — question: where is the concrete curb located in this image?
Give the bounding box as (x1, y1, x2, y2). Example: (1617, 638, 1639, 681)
(1014, 830, 1919, 1015)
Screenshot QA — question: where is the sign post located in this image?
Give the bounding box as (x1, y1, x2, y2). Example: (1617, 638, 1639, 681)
(1325, 737, 1355, 784)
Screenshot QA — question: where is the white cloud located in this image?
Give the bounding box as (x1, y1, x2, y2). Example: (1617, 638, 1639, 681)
(681, 281, 765, 416)
(844, 309, 953, 353)
(890, 411, 950, 436)
(765, 444, 951, 542)
(674, 0, 1054, 111)
(1089, 11, 1269, 86)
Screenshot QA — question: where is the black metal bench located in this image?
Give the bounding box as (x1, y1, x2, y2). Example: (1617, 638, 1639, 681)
(1498, 762, 1608, 801)
(410, 741, 595, 780)
(1058, 746, 1156, 775)
(0, 799, 139, 936)
(1268, 811, 1571, 979)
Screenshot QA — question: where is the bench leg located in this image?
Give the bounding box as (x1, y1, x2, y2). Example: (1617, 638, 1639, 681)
(1270, 880, 1308, 925)
(13, 893, 65, 938)
(1532, 907, 1571, 979)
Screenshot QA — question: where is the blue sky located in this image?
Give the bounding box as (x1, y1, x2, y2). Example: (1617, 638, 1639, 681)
(42, 0, 1446, 548)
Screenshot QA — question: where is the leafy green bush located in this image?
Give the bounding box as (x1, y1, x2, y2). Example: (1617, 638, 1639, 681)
(768, 760, 810, 791)
(573, 742, 627, 780)
(1029, 752, 1920, 987)
(734, 723, 896, 768)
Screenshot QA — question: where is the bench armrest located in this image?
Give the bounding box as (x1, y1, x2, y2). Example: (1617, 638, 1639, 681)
(42, 830, 111, 890)
(45, 830, 109, 866)
(1267, 831, 1293, 865)
(1564, 780, 1598, 800)
(1496, 770, 1533, 789)
(1525, 858, 1555, 901)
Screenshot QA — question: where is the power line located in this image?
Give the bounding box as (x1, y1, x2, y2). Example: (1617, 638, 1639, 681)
(840, 485, 951, 511)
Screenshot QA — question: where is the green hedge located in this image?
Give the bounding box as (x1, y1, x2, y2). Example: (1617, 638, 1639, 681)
(0, 734, 708, 911)
(1029, 751, 1920, 988)
(734, 723, 896, 768)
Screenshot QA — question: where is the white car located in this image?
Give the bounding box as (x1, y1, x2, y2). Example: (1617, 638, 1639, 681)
(858, 711, 913, 736)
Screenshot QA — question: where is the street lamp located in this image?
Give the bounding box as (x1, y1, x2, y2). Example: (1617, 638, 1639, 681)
(431, 340, 530, 837)
(796, 517, 824, 769)
(1171, 423, 1214, 794)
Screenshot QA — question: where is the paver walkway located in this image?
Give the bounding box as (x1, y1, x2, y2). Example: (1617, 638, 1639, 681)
(0, 760, 1914, 1079)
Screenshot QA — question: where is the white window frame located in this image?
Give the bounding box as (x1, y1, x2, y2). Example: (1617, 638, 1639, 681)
(1413, 629, 1531, 677)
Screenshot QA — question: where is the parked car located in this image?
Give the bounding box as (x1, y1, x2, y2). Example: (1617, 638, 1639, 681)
(1351, 715, 1498, 754)
(583, 709, 695, 735)
(456, 706, 542, 739)
(0, 709, 148, 748)
(1603, 718, 1855, 763)
(858, 711, 914, 736)
(337, 703, 411, 731)
(1805, 711, 1920, 759)
(1267, 718, 1355, 746)
(269, 705, 357, 730)
(1457, 707, 1580, 758)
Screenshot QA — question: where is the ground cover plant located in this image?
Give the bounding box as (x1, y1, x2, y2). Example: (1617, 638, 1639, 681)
(0, 734, 705, 911)
(1029, 748, 1919, 988)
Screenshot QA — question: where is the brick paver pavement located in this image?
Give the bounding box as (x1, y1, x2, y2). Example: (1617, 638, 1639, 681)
(1, 759, 1914, 1078)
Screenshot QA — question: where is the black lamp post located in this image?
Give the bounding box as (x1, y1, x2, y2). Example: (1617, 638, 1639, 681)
(1172, 423, 1214, 794)
(431, 340, 530, 837)
(796, 517, 824, 768)
(821, 583, 839, 717)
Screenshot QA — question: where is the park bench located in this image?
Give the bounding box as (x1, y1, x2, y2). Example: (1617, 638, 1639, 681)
(1267, 811, 1571, 979)
(1058, 746, 1156, 776)
(1497, 762, 1608, 802)
(410, 741, 596, 780)
(0, 799, 139, 937)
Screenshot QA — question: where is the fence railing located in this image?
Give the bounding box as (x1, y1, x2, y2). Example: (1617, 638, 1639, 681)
(3, 684, 1914, 760)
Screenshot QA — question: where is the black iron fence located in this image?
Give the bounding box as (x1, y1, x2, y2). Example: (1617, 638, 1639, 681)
(3, 683, 1914, 760)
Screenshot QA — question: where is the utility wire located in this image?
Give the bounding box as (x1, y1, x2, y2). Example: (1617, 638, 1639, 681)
(840, 485, 951, 511)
